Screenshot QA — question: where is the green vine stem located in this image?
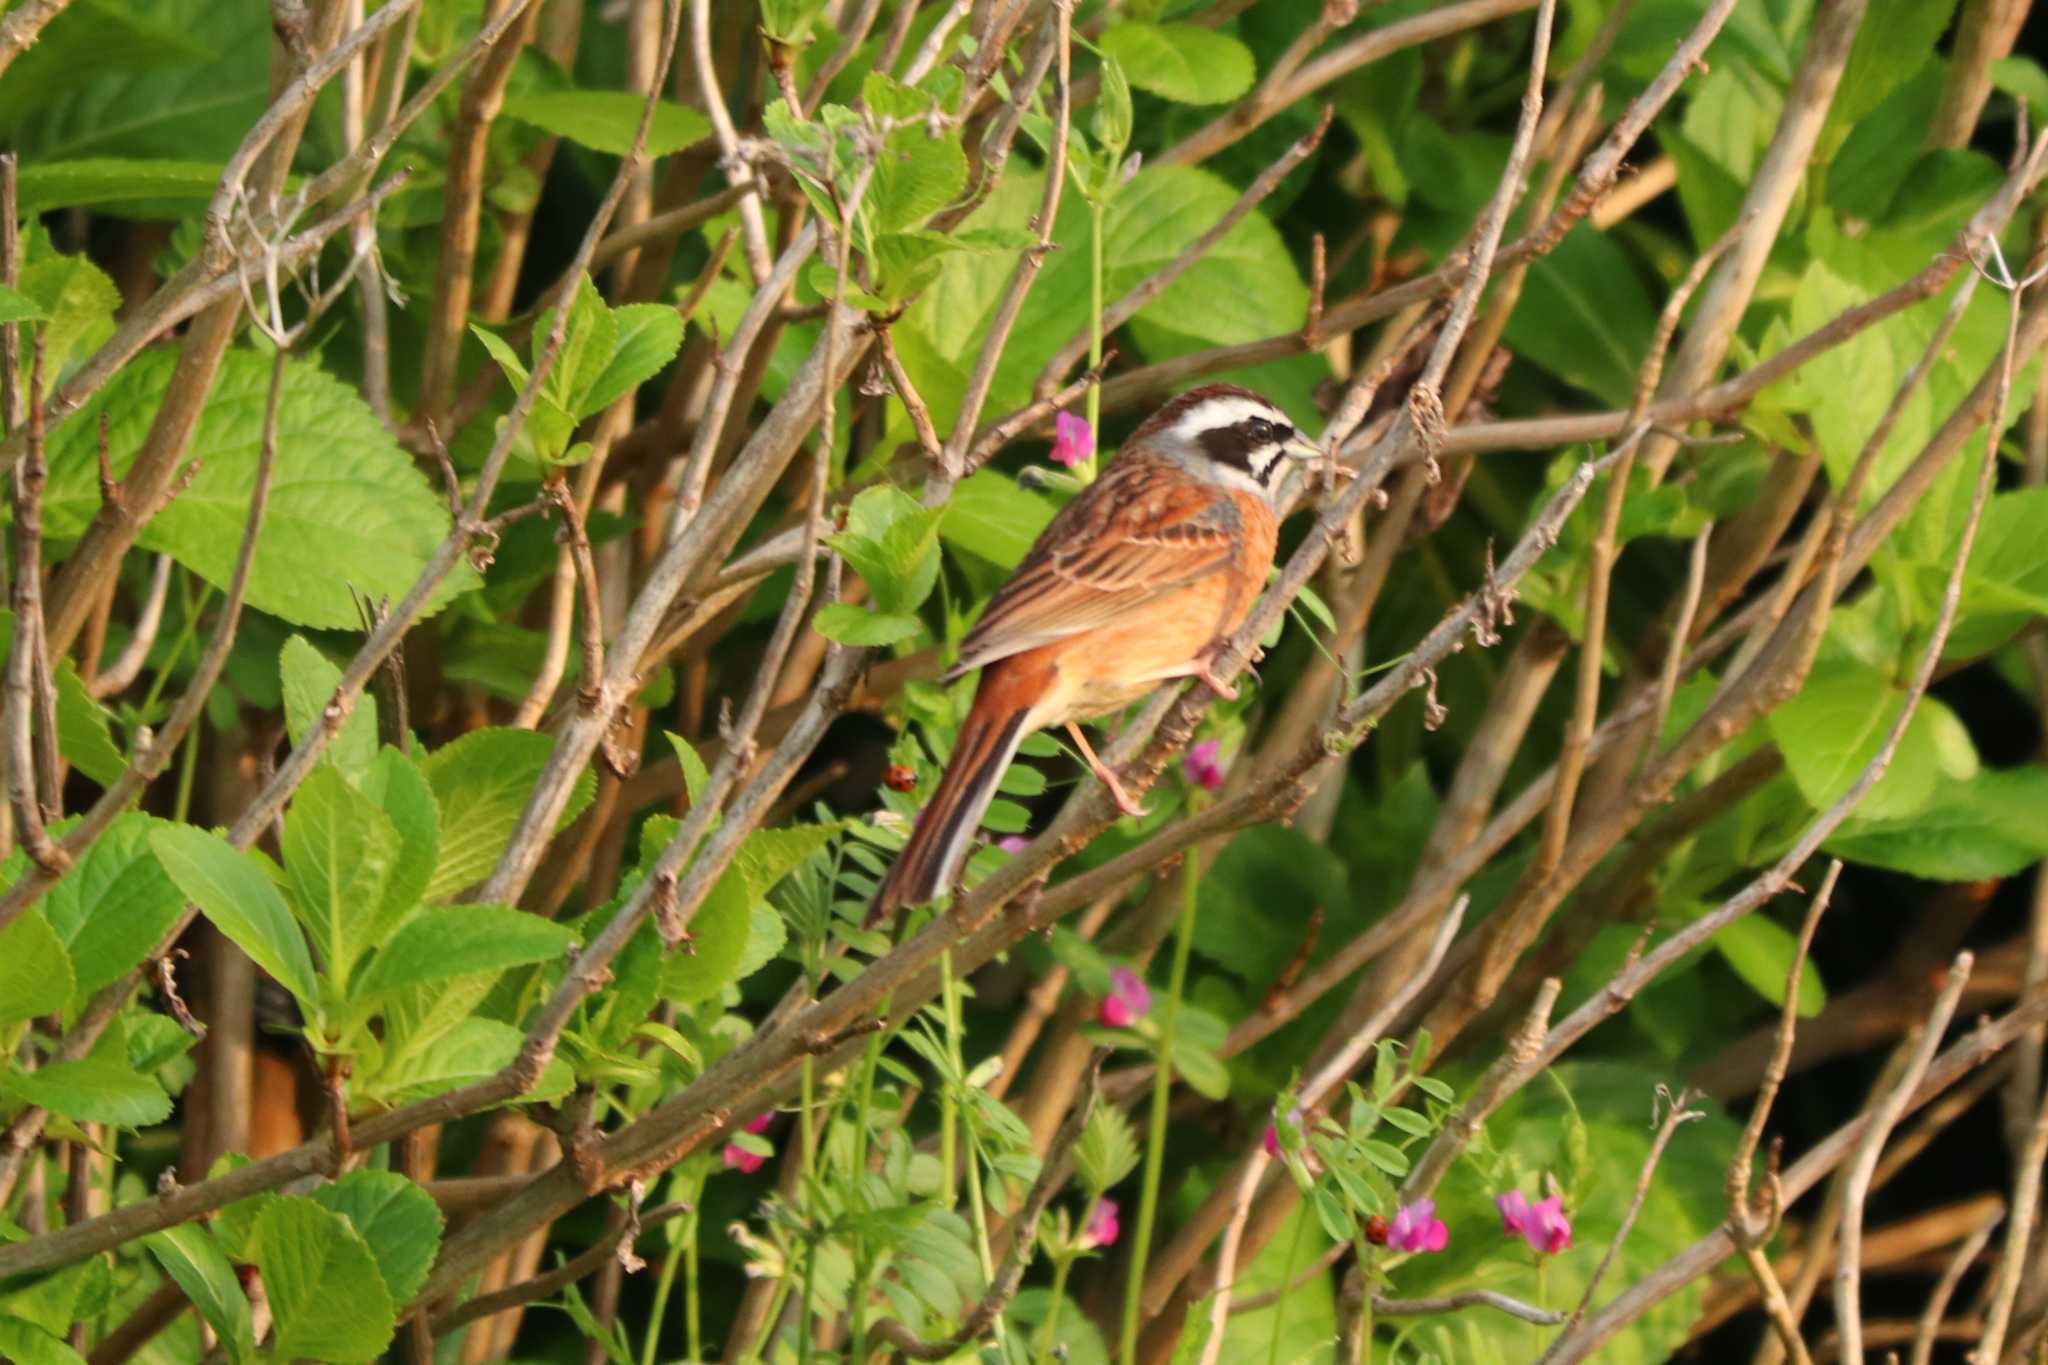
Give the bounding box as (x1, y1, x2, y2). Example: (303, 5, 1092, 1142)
(1120, 834, 1204, 1364)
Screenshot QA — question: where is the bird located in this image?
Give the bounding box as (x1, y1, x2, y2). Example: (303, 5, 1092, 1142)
(868, 383, 1323, 923)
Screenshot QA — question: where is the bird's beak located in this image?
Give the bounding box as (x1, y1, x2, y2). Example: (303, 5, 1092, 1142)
(1281, 432, 1327, 463)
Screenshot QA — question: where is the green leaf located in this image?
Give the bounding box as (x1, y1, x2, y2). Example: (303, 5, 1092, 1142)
(1820, 0, 1958, 160)
(1392, 1063, 1737, 1364)
(1828, 766, 2048, 880)
(1, 0, 263, 163)
(1713, 914, 1827, 1018)
(308, 1171, 443, 1307)
(42, 812, 184, 1006)
(419, 728, 596, 901)
(1503, 225, 1660, 408)
(357, 747, 441, 930)
(813, 604, 925, 645)
(0, 1318, 87, 1365)
(666, 730, 711, 805)
(939, 469, 1057, 569)
(0, 0, 216, 138)
(733, 824, 839, 900)
(735, 901, 789, 982)
(43, 351, 471, 630)
(3, 1058, 169, 1126)
(1170, 1039, 1231, 1101)
(1092, 54, 1135, 166)
(897, 165, 1306, 434)
(143, 1226, 253, 1365)
(0, 285, 46, 324)
(472, 323, 530, 391)
(149, 824, 318, 1010)
(377, 1016, 569, 1104)
(1992, 55, 2048, 125)
(499, 90, 711, 157)
(0, 912, 75, 1025)
(872, 125, 969, 234)
(1936, 487, 2048, 657)
(54, 662, 125, 787)
(15, 231, 118, 387)
(253, 1196, 396, 1363)
(580, 303, 685, 417)
(15, 158, 227, 214)
(1099, 24, 1255, 106)
(357, 905, 577, 997)
(281, 763, 400, 992)
(1765, 659, 1973, 821)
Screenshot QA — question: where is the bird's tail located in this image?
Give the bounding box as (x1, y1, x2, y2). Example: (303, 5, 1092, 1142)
(868, 702, 1031, 925)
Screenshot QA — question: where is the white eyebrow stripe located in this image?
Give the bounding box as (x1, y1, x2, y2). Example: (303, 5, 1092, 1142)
(1165, 395, 1289, 444)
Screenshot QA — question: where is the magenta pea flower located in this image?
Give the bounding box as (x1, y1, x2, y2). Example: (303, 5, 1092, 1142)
(1385, 1198, 1449, 1253)
(1263, 1105, 1304, 1159)
(1098, 967, 1152, 1028)
(1051, 411, 1094, 467)
(1497, 1190, 1572, 1254)
(1079, 1198, 1121, 1249)
(722, 1111, 775, 1174)
(1183, 739, 1225, 792)
(997, 835, 1030, 854)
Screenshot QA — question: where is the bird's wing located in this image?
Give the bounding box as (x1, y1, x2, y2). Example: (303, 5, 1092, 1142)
(947, 456, 1242, 677)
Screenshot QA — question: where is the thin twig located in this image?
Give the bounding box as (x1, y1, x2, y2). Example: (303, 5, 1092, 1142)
(1033, 105, 1332, 397)
(88, 552, 175, 700)
(1912, 1205, 2002, 1365)
(691, 0, 772, 283)
(1535, 1086, 1703, 1360)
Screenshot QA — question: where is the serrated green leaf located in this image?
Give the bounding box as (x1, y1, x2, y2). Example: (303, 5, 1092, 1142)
(1099, 24, 1255, 106)
(1713, 914, 1827, 1018)
(666, 730, 711, 805)
(0, 285, 45, 324)
(42, 812, 184, 1006)
(0, 912, 75, 1025)
(50, 661, 123, 788)
(143, 1225, 253, 1365)
(308, 1170, 443, 1307)
(3, 1058, 169, 1126)
(278, 635, 378, 783)
(1828, 765, 2048, 880)
(281, 762, 400, 992)
(499, 90, 711, 158)
(357, 747, 440, 929)
(580, 303, 684, 417)
(0, 1317, 87, 1365)
(813, 604, 924, 645)
(149, 824, 317, 1010)
(254, 1197, 395, 1362)
(418, 728, 595, 901)
(15, 157, 228, 213)
(43, 351, 473, 630)
(14, 234, 117, 382)
(872, 125, 968, 233)
(357, 905, 577, 996)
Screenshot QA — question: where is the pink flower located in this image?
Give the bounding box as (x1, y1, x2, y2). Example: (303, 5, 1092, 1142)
(1051, 411, 1094, 467)
(1183, 739, 1224, 792)
(722, 1111, 775, 1174)
(1079, 1198, 1120, 1249)
(1497, 1190, 1572, 1254)
(997, 835, 1030, 854)
(1098, 967, 1152, 1028)
(1385, 1198, 1449, 1254)
(1263, 1105, 1304, 1159)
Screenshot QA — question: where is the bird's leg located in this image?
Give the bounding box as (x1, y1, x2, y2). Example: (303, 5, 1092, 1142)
(1190, 644, 1242, 701)
(1066, 722, 1148, 817)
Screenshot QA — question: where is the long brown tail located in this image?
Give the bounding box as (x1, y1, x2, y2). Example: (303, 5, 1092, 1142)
(868, 699, 1031, 925)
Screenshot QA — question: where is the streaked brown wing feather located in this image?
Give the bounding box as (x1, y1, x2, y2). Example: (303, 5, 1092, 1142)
(948, 455, 1241, 676)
